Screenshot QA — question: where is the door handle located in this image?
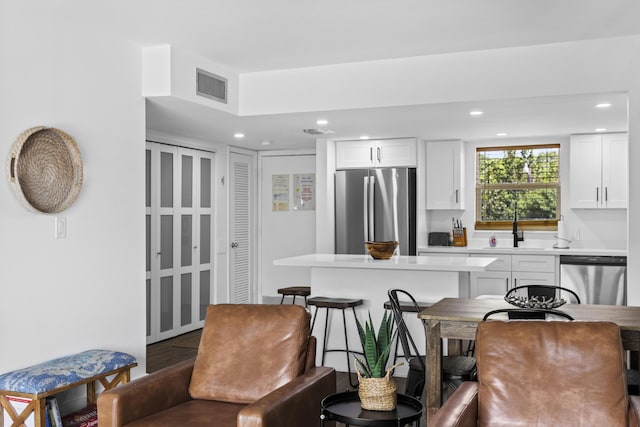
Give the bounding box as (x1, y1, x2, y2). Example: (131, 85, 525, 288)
(368, 176, 375, 241)
(231, 242, 239, 248)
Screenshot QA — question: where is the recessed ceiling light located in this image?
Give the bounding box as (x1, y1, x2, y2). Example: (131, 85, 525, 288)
(234, 133, 245, 139)
(360, 135, 370, 140)
(316, 119, 328, 126)
(496, 132, 508, 137)
(469, 110, 484, 116)
(261, 140, 272, 146)
(595, 103, 612, 109)
(595, 128, 607, 132)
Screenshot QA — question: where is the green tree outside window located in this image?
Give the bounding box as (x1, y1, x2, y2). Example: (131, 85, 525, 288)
(476, 144, 560, 230)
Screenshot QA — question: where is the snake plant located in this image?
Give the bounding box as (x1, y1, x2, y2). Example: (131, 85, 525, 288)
(355, 311, 394, 378)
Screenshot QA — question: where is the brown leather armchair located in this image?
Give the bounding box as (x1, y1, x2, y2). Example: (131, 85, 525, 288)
(430, 321, 640, 427)
(98, 304, 336, 427)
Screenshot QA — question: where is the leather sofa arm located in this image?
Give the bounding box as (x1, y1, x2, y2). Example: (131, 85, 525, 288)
(237, 367, 336, 427)
(630, 395, 640, 427)
(429, 381, 478, 427)
(98, 358, 195, 427)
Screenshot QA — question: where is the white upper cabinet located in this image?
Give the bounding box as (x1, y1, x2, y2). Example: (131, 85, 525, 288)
(335, 138, 417, 169)
(569, 133, 628, 209)
(426, 140, 465, 210)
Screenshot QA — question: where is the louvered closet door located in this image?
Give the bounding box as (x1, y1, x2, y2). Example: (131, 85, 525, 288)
(229, 152, 255, 303)
(146, 142, 215, 344)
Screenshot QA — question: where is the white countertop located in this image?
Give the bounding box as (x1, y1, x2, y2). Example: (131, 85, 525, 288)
(418, 246, 627, 257)
(274, 253, 497, 272)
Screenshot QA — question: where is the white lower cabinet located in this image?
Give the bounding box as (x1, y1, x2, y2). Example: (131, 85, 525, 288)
(470, 254, 556, 298)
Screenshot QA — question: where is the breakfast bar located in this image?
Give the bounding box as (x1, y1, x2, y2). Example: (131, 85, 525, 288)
(274, 254, 496, 371)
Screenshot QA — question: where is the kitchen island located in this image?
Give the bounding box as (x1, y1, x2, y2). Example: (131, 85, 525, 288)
(273, 253, 496, 371)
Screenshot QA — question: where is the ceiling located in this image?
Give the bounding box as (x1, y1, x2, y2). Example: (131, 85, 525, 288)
(136, 1, 640, 149)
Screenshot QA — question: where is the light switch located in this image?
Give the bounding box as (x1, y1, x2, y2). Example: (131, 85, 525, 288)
(55, 216, 67, 239)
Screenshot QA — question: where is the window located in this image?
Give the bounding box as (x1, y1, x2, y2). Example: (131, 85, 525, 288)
(475, 144, 560, 230)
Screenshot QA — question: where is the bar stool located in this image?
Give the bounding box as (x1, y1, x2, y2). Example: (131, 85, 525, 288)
(383, 299, 433, 365)
(277, 286, 311, 307)
(307, 296, 364, 388)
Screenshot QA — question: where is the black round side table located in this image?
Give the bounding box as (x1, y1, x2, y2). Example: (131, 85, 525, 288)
(320, 391, 423, 427)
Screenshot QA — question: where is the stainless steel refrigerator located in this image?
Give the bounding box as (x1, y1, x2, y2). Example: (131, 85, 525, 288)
(335, 168, 416, 255)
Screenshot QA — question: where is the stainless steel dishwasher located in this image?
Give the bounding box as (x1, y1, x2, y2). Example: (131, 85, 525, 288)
(560, 255, 627, 305)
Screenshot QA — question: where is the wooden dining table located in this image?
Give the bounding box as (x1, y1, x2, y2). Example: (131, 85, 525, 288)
(418, 297, 640, 425)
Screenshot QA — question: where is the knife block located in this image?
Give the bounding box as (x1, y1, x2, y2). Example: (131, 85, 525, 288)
(452, 227, 467, 247)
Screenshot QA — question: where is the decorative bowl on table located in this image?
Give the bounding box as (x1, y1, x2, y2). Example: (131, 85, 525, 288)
(504, 294, 567, 309)
(365, 241, 399, 260)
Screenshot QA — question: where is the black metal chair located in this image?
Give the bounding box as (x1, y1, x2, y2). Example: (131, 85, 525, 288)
(483, 308, 575, 321)
(463, 284, 581, 354)
(387, 289, 476, 400)
(504, 284, 581, 307)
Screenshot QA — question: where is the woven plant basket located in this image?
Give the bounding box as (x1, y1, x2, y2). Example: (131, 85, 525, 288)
(355, 361, 402, 411)
(7, 126, 83, 213)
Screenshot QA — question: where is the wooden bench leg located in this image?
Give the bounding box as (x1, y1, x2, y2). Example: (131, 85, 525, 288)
(0, 395, 43, 427)
(87, 368, 132, 404)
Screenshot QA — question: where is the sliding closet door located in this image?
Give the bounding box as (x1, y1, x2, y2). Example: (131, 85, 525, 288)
(146, 142, 215, 343)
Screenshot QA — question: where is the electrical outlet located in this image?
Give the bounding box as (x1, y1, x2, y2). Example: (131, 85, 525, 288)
(55, 217, 67, 239)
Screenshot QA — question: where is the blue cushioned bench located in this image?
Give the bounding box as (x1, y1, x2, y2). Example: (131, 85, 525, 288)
(0, 349, 137, 427)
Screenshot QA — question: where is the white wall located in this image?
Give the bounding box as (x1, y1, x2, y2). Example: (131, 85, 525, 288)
(0, 0, 146, 394)
(259, 152, 316, 300)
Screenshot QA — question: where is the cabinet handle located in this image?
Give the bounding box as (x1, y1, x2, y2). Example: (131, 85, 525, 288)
(596, 187, 599, 202)
(513, 278, 517, 289)
(455, 189, 459, 204)
(505, 277, 509, 291)
(377, 147, 381, 163)
(605, 187, 608, 202)
(370, 147, 373, 163)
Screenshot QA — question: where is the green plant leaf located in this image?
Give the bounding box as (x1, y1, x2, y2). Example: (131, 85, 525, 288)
(354, 310, 395, 378)
(355, 357, 372, 378)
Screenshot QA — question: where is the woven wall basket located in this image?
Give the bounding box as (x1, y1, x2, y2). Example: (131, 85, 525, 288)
(7, 126, 84, 213)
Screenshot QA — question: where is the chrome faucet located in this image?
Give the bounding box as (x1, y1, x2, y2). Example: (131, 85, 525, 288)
(513, 213, 524, 247)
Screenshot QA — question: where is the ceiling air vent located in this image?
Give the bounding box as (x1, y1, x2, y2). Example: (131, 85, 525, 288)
(303, 128, 334, 135)
(196, 68, 228, 104)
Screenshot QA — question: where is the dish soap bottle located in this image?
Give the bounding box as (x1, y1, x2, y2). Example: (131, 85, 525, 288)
(489, 234, 497, 248)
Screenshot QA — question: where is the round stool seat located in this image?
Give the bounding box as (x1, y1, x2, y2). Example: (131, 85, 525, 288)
(277, 286, 311, 297)
(277, 286, 311, 307)
(307, 297, 363, 309)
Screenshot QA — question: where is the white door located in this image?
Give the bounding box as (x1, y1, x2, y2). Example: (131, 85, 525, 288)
(146, 142, 215, 343)
(229, 151, 256, 303)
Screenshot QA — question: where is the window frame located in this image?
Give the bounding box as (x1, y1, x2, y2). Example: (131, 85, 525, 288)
(475, 143, 561, 231)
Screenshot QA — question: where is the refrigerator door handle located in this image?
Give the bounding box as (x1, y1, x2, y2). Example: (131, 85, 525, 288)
(369, 175, 375, 241)
(363, 176, 369, 241)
